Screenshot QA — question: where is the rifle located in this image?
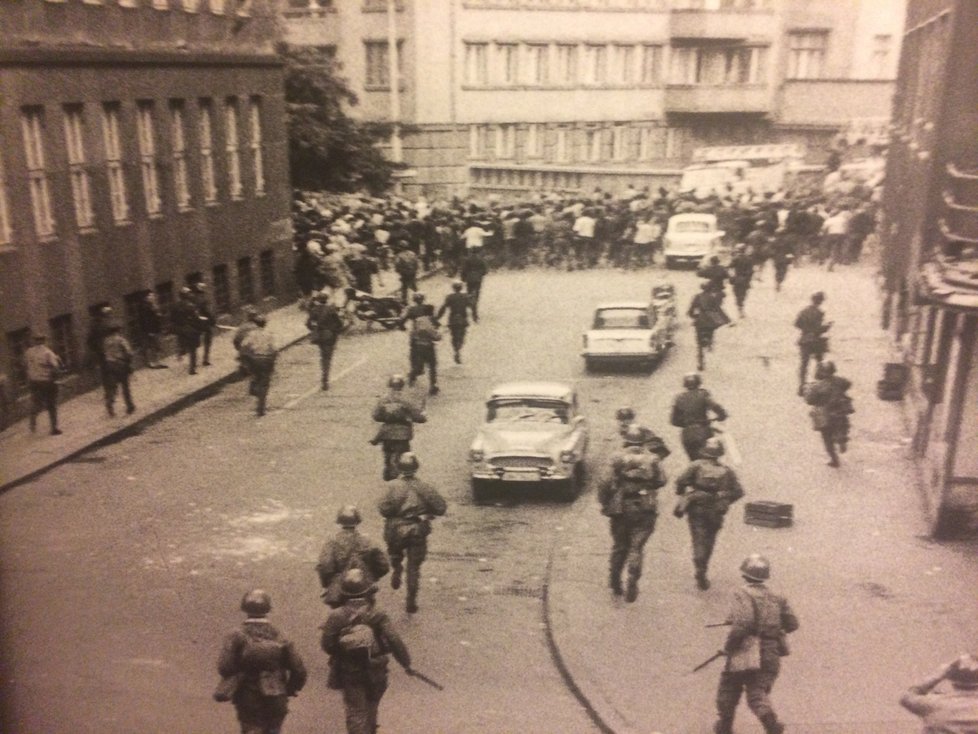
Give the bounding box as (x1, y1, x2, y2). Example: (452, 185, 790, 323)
(407, 668, 444, 691)
(692, 650, 727, 673)
(705, 621, 732, 628)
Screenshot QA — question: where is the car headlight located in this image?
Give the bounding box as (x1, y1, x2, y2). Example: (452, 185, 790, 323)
(559, 450, 576, 464)
(469, 449, 484, 462)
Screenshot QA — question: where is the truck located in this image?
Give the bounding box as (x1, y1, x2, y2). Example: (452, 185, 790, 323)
(678, 144, 812, 199)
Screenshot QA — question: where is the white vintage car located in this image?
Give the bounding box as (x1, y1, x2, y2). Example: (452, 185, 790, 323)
(663, 213, 725, 269)
(581, 302, 671, 372)
(468, 382, 588, 502)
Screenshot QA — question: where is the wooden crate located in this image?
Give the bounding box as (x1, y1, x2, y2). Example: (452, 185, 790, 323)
(744, 500, 793, 528)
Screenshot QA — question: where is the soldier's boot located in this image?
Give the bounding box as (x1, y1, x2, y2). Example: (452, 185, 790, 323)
(405, 591, 418, 614)
(625, 574, 639, 603)
(760, 713, 785, 734)
(609, 571, 623, 596)
(695, 561, 710, 590)
(713, 718, 734, 734)
(391, 563, 402, 590)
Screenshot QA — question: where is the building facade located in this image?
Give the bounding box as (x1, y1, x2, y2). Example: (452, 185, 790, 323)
(0, 0, 291, 398)
(282, 0, 904, 198)
(880, 0, 978, 536)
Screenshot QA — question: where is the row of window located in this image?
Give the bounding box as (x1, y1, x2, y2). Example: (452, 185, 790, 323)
(462, 0, 770, 8)
(0, 96, 265, 245)
(5, 252, 276, 384)
(45, 0, 252, 15)
(468, 122, 684, 163)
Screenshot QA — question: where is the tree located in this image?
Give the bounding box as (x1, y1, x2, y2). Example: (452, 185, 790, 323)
(282, 45, 401, 194)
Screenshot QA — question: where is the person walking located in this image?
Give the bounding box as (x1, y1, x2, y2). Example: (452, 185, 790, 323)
(320, 568, 412, 734)
(714, 555, 799, 734)
(233, 306, 263, 379)
(377, 453, 447, 614)
(436, 280, 477, 365)
(794, 291, 832, 396)
(214, 590, 307, 734)
(670, 373, 728, 461)
(598, 425, 667, 602)
(407, 306, 441, 396)
(393, 246, 419, 303)
(306, 291, 345, 391)
(317, 505, 390, 609)
(102, 321, 136, 417)
(370, 375, 427, 481)
(85, 305, 114, 392)
(728, 244, 754, 318)
(899, 653, 978, 733)
(673, 437, 744, 590)
(138, 291, 167, 369)
(24, 332, 63, 435)
(459, 248, 488, 320)
(804, 360, 854, 468)
(241, 315, 276, 417)
(172, 287, 205, 375)
(688, 282, 731, 371)
(192, 281, 215, 367)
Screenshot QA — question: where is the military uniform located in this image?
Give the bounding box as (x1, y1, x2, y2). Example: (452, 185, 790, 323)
(670, 388, 728, 460)
(307, 299, 344, 390)
(317, 529, 390, 608)
(688, 288, 729, 370)
(407, 313, 440, 395)
(900, 657, 978, 734)
(377, 475, 447, 613)
(729, 253, 754, 317)
(436, 291, 477, 364)
(598, 445, 667, 601)
(794, 301, 829, 392)
(674, 456, 744, 589)
(371, 392, 426, 480)
(102, 329, 136, 417)
(805, 372, 853, 467)
(241, 325, 276, 417)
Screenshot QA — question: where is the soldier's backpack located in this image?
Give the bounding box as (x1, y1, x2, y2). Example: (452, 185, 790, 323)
(694, 461, 728, 494)
(239, 632, 288, 696)
(411, 315, 441, 345)
(337, 613, 380, 672)
(374, 398, 410, 424)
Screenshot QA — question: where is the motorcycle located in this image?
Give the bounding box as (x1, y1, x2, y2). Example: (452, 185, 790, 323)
(342, 287, 405, 331)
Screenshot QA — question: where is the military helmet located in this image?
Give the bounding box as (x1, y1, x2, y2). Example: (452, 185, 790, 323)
(622, 425, 648, 446)
(615, 406, 636, 422)
(397, 452, 420, 474)
(700, 437, 724, 458)
(815, 360, 837, 379)
(388, 374, 406, 390)
(340, 568, 378, 599)
(412, 292, 425, 304)
(740, 554, 771, 582)
(947, 654, 978, 689)
(452, 280, 464, 292)
(240, 589, 272, 616)
(336, 504, 362, 528)
(812, 291, 825, 303)
(683, 373, 702, 389)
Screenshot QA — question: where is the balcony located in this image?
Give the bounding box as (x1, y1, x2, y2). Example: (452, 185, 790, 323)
(664, 84, 770, 114)
(670, 9, 777, 41)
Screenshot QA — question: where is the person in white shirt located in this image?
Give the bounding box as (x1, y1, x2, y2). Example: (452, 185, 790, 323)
(572, 210, 597, 270)
(462, 221, 492, 250)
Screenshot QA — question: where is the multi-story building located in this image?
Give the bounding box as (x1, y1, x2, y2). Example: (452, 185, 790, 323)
(880, 0, 978, 536)
(282, 0, 904, 198)
(0, 0, 291, 398)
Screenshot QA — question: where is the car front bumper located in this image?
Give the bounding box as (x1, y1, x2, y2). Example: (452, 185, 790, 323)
(470, 463, 573, 482)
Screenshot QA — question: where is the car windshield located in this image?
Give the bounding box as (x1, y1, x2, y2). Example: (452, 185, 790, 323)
(674, 221, 712, 233)
(487, 399, 569, 424)
(593, 308, 651, 329)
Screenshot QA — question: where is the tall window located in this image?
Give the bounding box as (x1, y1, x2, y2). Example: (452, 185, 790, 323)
(525, 123, 543, 159)
(63, 105, 95, 230)
(669, 47, 699, 84)
(612, 126, 627, 161)
(170, 100, 191, 211)
(182, 0, 199, 11)
(525, 44, 549, 85)
(21, 107, 55, 238)
(583, 45, 607, 84)
(464, 43, 488, 86)
(210, 0, 225, 12)
(198, 99, 218, 203)
(640, 45, 662, 84)
(555, 127, 569, 163)
(586, 128, 602, 162)
(495, 44, 519, 85)
(249, 97, 265, 196)
(48, 314, 78, 372)
(212, 264, 231, 314)
(224, 99, 243, 200)
(722, 47, 765, 84)
(494, 125, 515, 159)
(365, 41, 402, 89)
(612, 45, 635, 84)
(101, 103, 129, 223)
(871, 34, 892, 79)
(259, 249, 275, 297)
(136, 101, 162, 216)
(469, 124, 488, 158)
(237, 256, 255, 304)
(555, 45, 577, 85)
(0, 144, 12, 245)
(787, 31, 828, 79)
(638, 127, 655, 161)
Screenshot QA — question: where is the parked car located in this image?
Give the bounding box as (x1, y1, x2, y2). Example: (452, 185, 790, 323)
(468, 382, 588, 502)
(581, 302, 671, 372)
(663, 213, 725, 269)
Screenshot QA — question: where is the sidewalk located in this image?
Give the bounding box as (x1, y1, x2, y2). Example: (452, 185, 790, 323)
(544, 265, 978, 734)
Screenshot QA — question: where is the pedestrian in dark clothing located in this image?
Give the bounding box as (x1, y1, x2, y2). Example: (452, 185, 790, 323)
(394, 247, 419, 303)
(240, 315, 276, 417)
(102, 322, 136, 417)
(233, 306, 263, 378)
(599, 426, 667, 602)
(138, 291, 167, 368)
(377, 452, 447, 613)
(794, 291, 831, 395)
(214, 590, 306, 734)
(321, 569, 412, 734)
(347, 252, 378, 294)
(804, 360, 853, 468)
(689, 283, 730, 371)
(172, 287, 205, 375)
(900, 653, 978, 734)
(714, 555, 798, 734)
(436, 280, 477, 364)
(24, 333, 63, 435)
(671, 372, 728, 461)
(306, 292, 344, 391)
(86, 305, 114, 391)
(673, 438, 744, 590)
(770, 238, 792, 292)
(698, 255, 729, 298)
(407, 305, 440, 396)
(317, 505, 390, 609)
(728, 245, 754, 318)
(370, 375, 427, 481)
(459, 250, 488, 320)
(192, 282, 215, 367)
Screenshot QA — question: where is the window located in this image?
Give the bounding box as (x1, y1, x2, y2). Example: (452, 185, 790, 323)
(212, 264, 231, 314)
(494, 125, 515, 159)
(787, 31, 828, 79)
(525, 123, 543, 159)
(464, 43, 488, 86)
(7, 328, 31, 388)
(583, 45, 607, 84)
(665, 126, 684, 159)
(101, 103, 129, 223)
(525, 45, 548, 85)
(612, 45, 635, 84)
(669, 47, 699, 84)
(640, 45, 662, 84)
(612, 126, 627, 161)
(555, 127, 570, 162)
(259, 249, 275, 297)
(586, 128, 602, 162)
(495, 44, 519, 85)
(555, 45, 577, 84)
(152, 0, 169, 9)
(237, 257, 255, 304)
(170, 101, 191, 211)
(224, 99, 243, 200)
(248, 97, 265, 196)
(469, 124, 488, 158)
(136, 101, 162, 216)
(365, 41, 403, 89)
(47, 315, 77, 373)
(210, 0, 225, 13)
(21, 107, 55, 238)
(0, 144, 11, 245)
(118, 0, 137, 6)
(871, 34, 892, 79)
(182, 0, 199, 11)
(638, 127, 655, 160)
(722, 46, 764, 84)
(198, 100, 218, 203)
(63, 106, 95, 230)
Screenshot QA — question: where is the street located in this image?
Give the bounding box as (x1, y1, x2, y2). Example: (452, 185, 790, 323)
(2, 262, 977, 734)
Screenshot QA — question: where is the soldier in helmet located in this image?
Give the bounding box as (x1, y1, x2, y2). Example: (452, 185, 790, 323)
(370, 375, 427, 481)
(616, 406, 671, 460)
(240, 315, 276, 417)
(804, 360, 853, 468)
(598, 425, 668, 602)
(900, 653, 978, 733)
(794, 291, 832, 396)
(214, 589, 307, 734)
(436, 280, 478, 364)
(320, 568, 412, 734)
(377, 453, 447, 613)
(317, 505, 390, 609)
(306, 291, 345, 391)
(670, 373, 728, 461)
(673, 437, 744, 590)
(714, 555, 799, 734)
